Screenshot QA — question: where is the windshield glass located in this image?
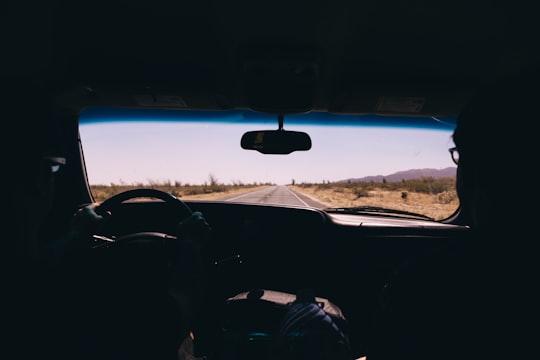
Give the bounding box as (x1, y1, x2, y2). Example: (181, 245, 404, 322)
(79, 108, 458, 221)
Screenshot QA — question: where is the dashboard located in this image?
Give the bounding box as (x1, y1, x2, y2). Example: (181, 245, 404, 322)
(93, 198, 469, 357)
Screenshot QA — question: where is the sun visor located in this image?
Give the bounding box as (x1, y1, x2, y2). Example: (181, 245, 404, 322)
(242, 52, 319, 114)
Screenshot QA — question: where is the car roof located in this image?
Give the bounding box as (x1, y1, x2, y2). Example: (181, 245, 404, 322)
(4, 0, 539, 118)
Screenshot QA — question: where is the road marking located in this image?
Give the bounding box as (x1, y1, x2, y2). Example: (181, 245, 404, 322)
(226, 192, 260, 201)
(285, 187, 311, 207)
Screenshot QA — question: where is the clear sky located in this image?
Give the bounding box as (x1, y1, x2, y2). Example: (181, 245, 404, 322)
(79, 116, 457, 186)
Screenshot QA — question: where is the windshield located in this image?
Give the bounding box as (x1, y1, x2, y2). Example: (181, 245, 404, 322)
(79, 108, 458, 221)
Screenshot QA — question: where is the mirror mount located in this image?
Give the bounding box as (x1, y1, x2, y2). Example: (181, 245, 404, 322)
(240, 114, 312, 155)
(277, 113, 284, 131)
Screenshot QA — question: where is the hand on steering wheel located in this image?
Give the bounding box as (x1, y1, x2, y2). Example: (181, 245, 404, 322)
(177, 211, 212, 246)
(71, 202, 110, 235)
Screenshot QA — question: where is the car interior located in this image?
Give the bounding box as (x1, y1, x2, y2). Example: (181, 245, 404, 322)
(3, 1, 538, 359)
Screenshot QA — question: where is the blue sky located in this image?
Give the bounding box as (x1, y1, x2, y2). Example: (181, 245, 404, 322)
(79, 109, 457, 186)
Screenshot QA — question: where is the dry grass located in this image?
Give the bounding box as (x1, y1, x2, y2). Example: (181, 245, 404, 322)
(91, 184, 458, 221)
(181, 184, 459, 220)
(288, 185, 458, 220)
(90, 184, 267, 203)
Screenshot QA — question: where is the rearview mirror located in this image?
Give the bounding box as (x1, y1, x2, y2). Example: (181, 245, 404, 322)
(241, 130, 312, 154)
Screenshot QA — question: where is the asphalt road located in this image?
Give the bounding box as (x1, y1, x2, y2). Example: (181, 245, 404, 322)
(218, 185, 328, 209)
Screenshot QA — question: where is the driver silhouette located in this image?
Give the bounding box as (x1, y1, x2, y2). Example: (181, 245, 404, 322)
(1, 76, 212, 360)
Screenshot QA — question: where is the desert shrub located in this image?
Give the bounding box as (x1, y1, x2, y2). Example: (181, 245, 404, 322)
(435, 190, 458, 204)
(354, 187, 370, 198)
(90, 181, 264, 201)
(316, 182, 333, 190)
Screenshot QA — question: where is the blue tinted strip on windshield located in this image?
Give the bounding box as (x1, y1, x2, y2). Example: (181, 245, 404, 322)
(79, 107, 456, 130)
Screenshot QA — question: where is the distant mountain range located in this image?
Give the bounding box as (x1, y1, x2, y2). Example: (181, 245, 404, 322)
(339, 167, 457, 183)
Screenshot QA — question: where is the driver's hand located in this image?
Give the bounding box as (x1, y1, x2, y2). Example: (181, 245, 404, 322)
(70, 203, 110, 235)
(71, 203, 111, 236)
(176, 211, 211, 246)
(45, 203, 110, 260)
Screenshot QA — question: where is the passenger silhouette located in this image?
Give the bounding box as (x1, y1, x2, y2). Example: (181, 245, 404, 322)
(368, 72, 539, 360)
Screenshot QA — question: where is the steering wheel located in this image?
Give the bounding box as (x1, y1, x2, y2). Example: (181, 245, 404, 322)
(92, 188, 194, 246)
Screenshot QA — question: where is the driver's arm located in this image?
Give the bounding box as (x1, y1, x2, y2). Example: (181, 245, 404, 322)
(168, 211, 212, 337)
(43, 203, 107, 261)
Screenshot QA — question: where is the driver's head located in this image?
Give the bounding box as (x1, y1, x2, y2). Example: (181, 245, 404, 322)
(452, 72, 538, 232)
(1, 76, 65, 257)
